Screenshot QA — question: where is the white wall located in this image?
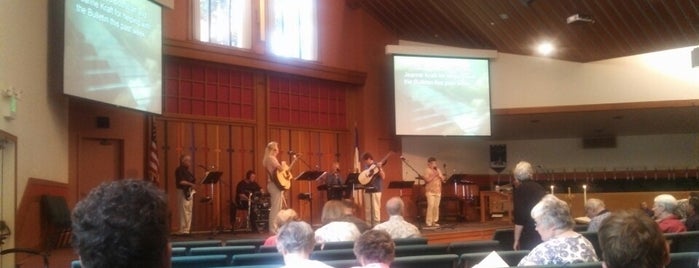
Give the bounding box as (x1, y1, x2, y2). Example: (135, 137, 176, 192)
(0, 1, 69, 263)
(401, 133, 699, 178)
(491, 47, 699, 109)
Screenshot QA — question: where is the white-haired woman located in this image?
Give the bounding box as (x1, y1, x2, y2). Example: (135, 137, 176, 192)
(653, 194, 686, 233)
(512, 161, 547, 250)
(518, 194, 598, 266)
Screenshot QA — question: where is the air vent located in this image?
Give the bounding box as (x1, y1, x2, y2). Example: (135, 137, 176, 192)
(582, 136, 616, 149)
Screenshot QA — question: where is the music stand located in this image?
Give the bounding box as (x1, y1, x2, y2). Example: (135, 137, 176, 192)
(295, 171, 326, 225)
(388, 181, 415, 197)
(201, 171, 223, 235)
(447, 174, 472, 198)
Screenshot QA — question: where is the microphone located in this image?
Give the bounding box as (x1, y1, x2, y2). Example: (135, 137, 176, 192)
(288, 150, 296, 155)
(400, 156, 406, 160)
(197, 164, 208, 170)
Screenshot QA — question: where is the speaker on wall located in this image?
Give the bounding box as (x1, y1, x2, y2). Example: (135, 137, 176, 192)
(96, 116, 110, 129)
(692, 47, 699, 68)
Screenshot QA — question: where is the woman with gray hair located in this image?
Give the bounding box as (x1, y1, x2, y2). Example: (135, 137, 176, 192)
(652, 194, 686, 233)
(518, 194, 598, 266)
(277, 221, 332, 268)
(512, 161, 547, 250)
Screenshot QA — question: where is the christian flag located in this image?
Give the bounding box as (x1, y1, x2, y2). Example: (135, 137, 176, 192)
(148, 116, 160, 185)
(353, 124, 360, 173)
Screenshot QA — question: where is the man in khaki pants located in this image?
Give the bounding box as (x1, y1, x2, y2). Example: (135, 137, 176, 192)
(423, 157, 444, 227)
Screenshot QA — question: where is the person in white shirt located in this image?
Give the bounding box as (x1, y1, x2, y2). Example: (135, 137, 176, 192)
(584, 198, 611, 232)
(373, 197, 420, 239)
(352, 230, 395, 268)
(277, 221, 333, 268)
(315, 200, 360, 244)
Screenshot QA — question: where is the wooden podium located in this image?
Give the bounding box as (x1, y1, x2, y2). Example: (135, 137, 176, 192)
(480, 191, 512, 223)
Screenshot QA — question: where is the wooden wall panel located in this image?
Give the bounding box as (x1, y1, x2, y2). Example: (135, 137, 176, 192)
(160, 119, 258, 232)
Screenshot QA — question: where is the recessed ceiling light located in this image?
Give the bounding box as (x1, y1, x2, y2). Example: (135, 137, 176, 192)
(536, 42, 555, 56)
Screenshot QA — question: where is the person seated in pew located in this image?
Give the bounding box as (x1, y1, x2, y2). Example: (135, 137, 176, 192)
(373, 197, 420, 239)
(315, 200, 360, 244)
(598, 210, 670, 268)
(652, 194, 686, 233)
(277, 221, 333, 268)
(352, 230, 395, 268)
(674, 192, 698, 222)
(518, 194, 598, 266)
(341, 199, 372, 233)
(72, 180, 169, 268)
(264, 208, 300, 247)
(585, 198, 611, 232)
(684, 197, 699, 231)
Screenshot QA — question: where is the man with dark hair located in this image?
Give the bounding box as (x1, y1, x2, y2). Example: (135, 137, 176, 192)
(362, 152, 385, 225)
(237, 170, 262, 231)
(72, 180, 169, 268)
(598, 210, 670, 268)
(353, 229, 395, 268)
(276, 221, 332, 268)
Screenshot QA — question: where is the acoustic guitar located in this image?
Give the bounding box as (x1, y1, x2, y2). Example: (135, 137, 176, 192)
(273, 154, 300, 190)
(358, 152, 393, 185)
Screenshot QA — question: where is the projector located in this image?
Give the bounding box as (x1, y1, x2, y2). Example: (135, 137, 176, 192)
(566, 14, 595, 24)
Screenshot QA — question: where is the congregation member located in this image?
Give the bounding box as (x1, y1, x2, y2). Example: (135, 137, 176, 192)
(584, 198, 611, 232)
(598, 210, 670, 268)
(373, 197, 420, 239)
(640, 201, 654, 218)
(340, 199, 372, 233)
(264, 208, 299, 246)
(315, 200, 360, 244)
(277, 221, 333, 268)
(684, 197, 699, 231)
(518, 194, 598, 266)
(72, 180, 169, 268)
(652, 194, 686, 233)
(352, 230, 395, 268)
(512, 161, 547, 250)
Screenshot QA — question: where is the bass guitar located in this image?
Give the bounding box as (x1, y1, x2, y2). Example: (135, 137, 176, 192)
(358, 152, 393, 185)
(273, 154, 301, 190)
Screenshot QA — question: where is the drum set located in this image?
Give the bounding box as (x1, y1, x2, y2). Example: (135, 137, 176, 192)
(235, 191, 271, 232)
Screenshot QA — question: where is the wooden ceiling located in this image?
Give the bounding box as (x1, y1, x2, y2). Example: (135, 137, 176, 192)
(350, 0, 699, 139)
(353, 0, 699, 62)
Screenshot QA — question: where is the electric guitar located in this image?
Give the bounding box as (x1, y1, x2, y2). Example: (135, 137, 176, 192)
(273, 154, 301, 190)
(358, 152, 393, 185)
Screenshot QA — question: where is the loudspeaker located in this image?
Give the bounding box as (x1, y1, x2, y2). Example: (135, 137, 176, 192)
(96, 116, 110, 128)
(692, 47, 699, 68)
(520, 0, 535, 5)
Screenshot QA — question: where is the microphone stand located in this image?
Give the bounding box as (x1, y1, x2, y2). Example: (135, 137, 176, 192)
(401, 157, 425, 182)
(400, 157, 426, 229)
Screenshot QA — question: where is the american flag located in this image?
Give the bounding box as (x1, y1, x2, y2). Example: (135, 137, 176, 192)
(148, 117, 160, 185)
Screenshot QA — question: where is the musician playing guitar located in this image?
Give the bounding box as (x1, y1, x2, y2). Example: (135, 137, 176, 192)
(263, 141, 287, 233)
(175, 154, 196, 235)
(361, 152, 385, 225)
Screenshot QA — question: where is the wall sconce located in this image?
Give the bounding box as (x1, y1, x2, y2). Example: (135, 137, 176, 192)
(3, 87, 22, 120)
